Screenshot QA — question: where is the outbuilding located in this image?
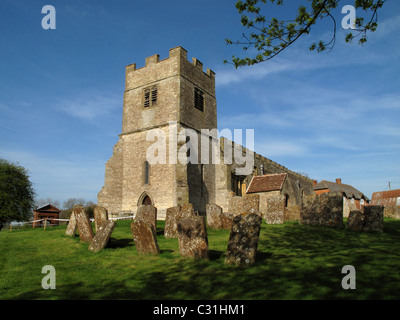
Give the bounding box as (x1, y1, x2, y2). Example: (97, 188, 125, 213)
(33, 204, 61, 228)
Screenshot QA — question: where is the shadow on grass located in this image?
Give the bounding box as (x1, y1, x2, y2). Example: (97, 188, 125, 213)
(107, 237, 134, 249)
(9, 220, 400, 300)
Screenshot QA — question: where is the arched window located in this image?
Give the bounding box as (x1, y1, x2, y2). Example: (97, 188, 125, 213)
(142, 195, 152, 205)
(144, 161, 150, 185)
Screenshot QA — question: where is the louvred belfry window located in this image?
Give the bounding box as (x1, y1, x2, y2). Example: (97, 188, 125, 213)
(144, 86, 157, 108)
(194, 87, 204, 112)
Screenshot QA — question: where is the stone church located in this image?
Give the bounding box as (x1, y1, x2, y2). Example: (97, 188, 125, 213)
(97, 46, 314, 219)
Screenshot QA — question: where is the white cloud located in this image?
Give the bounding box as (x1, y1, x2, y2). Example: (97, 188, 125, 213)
(255, 140, 309, 158)
(56, 90, 121, 120)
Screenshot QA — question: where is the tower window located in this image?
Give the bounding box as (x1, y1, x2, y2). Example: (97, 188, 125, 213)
(194, 88, 204, 112)
(144, 161, 150, 185)
(144, 86, 157, 108)
(200, 164, 204, 197)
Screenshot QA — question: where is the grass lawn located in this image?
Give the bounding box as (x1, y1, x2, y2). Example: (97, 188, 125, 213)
(1, 218, 400, 300)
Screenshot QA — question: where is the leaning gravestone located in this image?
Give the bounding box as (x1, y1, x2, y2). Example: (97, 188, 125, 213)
(131, 219, 160, 255)
(177, 215, 209, 260)
(346, 210, 365, 232)
(65, 210, 77, 236)
(300, 192, 343, 228)
(135, 204, 157, 231)
(225, 212, 262, 266)
(89, 220, 116, 253)
(73, 204, 94, 242)
(206, 204, 223, 229)
(164, 205, 181, 238)
(94, 205, 108, 233)
(363, 205, 384, 232)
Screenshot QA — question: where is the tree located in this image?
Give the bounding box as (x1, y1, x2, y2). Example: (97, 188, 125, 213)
(62, 197, 86, 210)
(0, 159, 35, 230)
(60, 198, 96, 220)
(225, 0, 386, 68)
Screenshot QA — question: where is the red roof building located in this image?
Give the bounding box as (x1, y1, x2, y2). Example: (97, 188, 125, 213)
(371, 189, 400, 207)
(246, 173, 287, 194)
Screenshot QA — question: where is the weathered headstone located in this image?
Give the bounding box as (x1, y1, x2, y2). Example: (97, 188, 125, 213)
(65, 210, 77, 236)
(73, 204, 94, 242)
(89, 220, 116, 253)
(131, 219, 160, 255)
(206, 204, 223, 229)
(177, 215, 209, 260)
(264, 195, 285, 224)
(94, 205, 109, 233)
(346, 210, 365, 232)
(178, 203, 196, 219)
(135, 204, 157, 231)
(225, 213, 262, 266)
(164, 205, 181, 238)
(221, 212, 234, 230)
(300, 192, 343, 228)
(363, 205, 384, 232)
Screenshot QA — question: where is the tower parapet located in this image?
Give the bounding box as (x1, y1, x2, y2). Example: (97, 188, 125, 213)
(122, 47, 216, 135)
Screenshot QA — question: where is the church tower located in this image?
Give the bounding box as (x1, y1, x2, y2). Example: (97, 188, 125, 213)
(98, 47, 217, 218)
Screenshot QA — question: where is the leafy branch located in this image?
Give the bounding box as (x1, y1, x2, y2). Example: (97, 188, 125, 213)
(225, 0, 387, 68)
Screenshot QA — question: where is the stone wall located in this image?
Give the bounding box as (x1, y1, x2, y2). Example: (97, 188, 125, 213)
(217, 137, 314, 213)
(384, 206, 400, 219)
(228, 194, 260, 216)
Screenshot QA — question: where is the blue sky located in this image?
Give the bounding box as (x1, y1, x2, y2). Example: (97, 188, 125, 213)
(0, 0, 399, 205)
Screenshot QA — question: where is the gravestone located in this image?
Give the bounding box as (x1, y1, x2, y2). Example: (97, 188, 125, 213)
(177, 215, 209, 260)
(131, 219, 160, 255)
(346, 210, 365, 232)
(65, 210, 77, 236)
(164, 205, 181, 238)
(221, 212, 234, 230)
(300, 192, 343, 228)
(346, 210, 365, 231)
(363, 205, 384, 232)
(264, 195, 285, 224)
(94, 205, 109, 233)
(73, 204, 94, 242)
(206, 204, 223, 229)
(178, 203, 196, 219)
(225, 213, 262, 266)
(89, 220, 116, 253)
(135, 204, 157, 231)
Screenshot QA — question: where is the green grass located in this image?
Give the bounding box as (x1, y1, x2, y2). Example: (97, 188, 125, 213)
(1, 219, 400, 300)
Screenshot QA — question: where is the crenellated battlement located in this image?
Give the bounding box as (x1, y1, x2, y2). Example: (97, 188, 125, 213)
(125, 46, 215, 81)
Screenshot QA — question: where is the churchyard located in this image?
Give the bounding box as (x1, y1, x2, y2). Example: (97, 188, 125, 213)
(1, 210, 400, 300)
